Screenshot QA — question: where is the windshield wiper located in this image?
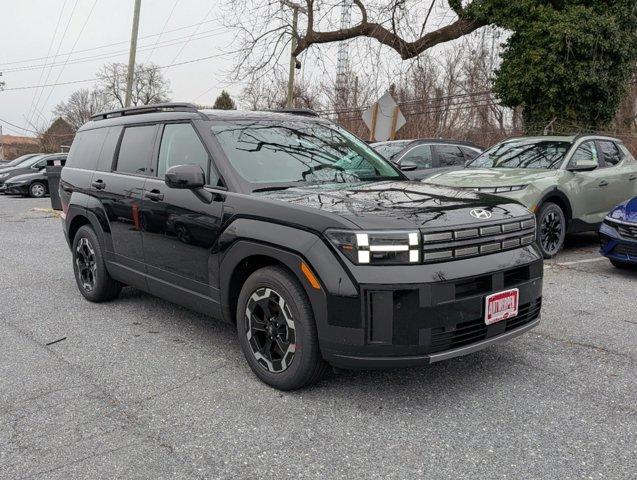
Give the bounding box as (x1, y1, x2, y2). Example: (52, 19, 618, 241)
(252, 185, 296, 192)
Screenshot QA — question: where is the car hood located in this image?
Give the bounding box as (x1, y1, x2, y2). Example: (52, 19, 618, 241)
(255, 181, 532, 230)
(0, 165, 24, 174)
(610, 196, 637, 224)
(6, 171, 45, 183)
(424, 168, 559, 187)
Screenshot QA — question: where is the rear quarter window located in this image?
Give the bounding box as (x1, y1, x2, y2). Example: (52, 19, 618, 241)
(65, 128, 109, 170)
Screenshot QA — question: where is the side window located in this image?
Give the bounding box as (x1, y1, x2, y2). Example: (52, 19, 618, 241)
(460, 146, 480, 161)
(65, 128, 109, 170)
(598, 141, 623, 167)
(437, 145, 466, 167)
(115, 125, 156, 175)
(34, 158, 49, 169)
(97, 126, 123, 172)
(157, 123, 212, 182)
(401, 145, 432, 169)
(569, 141, 599, 170)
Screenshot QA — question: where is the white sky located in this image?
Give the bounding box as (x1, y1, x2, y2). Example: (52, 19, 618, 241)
(0, 0, 242, 136)
(0, 0, 465, 138)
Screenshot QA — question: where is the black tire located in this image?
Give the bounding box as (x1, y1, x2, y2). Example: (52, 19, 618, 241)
(236, 266, 329, 390)
(610, 259, 634, 270)
(29, 181, 47, 198)
(537, 202, 566, 259)
(72, 225, 121, 302)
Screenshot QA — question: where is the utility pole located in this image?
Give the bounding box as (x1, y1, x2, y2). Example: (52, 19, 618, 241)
(125, 0, 142, 108)
(281, 1, 306, 108)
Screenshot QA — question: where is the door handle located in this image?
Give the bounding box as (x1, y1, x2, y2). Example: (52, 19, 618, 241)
(91, 179, 106, 190)
(144, 189, 164, 201)
(598, 180, 609, 187)
(629, 175, 637, 182)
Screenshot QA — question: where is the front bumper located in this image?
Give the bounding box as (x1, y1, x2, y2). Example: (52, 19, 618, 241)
(318, 249, 544, 369)
(3, 184, 28, 195)
(599, 222, 637, 264)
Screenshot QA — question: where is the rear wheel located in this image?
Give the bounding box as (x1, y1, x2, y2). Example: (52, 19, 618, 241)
(72, 225, 121, 302)
(236, 266, 328, 390)
(537, 202, 566, 258)
(29, 181, 47, 198)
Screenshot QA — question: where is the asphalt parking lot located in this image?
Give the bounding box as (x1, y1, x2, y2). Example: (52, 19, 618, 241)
(1, 195, 635, 480)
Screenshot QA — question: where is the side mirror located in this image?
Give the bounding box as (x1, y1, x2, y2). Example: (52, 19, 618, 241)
(165, 164, 205, 189)
(399, 161, 418, 171)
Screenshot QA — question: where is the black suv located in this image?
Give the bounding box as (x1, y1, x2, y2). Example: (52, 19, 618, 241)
(59, 103, 543, 390)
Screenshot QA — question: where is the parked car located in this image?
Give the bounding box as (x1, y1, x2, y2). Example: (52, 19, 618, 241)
(599, 196, 637, 269)
(423, 135, 637, 258)
(0, 153, 41, 171)
(3, 170, 50, 197)
(60, 103, 543, 390)
(0, 153, 66, 193)
(373, 139, 483, 180)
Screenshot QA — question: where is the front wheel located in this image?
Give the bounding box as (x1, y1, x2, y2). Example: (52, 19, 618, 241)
(236, 266, 328, 390)
(29, 181, 47, 198)
(537, 202, 566, 258)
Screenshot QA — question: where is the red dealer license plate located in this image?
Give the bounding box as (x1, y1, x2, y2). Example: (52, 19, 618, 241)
(485, 288, 519, 325)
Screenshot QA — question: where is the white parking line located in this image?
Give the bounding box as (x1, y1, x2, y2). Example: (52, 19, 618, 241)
(554, 257, 607, 266)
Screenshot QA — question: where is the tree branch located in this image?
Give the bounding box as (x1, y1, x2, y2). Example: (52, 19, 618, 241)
(295, 16, 487, 60)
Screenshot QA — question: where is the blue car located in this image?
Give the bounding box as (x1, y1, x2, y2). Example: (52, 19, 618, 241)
(599, 196, 637, 268)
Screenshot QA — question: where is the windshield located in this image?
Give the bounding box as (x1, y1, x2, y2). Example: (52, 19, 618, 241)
(467, 140, 571, 169)
(6, 154, 38, 167)
(373, 142, 410, 160)
(21, 155, 46, 167)
(211, 119, 402, 185)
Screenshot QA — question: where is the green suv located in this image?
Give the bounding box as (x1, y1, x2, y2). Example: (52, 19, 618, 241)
(423, 135, 637, 257)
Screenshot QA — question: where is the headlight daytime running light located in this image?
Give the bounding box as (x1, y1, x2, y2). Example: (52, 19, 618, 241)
(326, 230, 421, 265)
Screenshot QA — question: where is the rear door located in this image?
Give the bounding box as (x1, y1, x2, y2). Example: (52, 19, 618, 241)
(596, 140, 637, 207)
(89, 123, 158, 286)
(141, 121, 224, 312)
(564, 140, 612, 224)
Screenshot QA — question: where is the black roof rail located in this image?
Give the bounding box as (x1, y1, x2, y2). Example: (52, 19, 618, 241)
(90, 102, 204, 120)
(269, 108, 320, 117)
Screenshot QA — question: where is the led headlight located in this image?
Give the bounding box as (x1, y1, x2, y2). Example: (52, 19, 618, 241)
(326, 230, 421, 265)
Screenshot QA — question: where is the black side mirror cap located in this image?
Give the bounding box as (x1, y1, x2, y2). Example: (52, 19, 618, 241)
(165, 164, 205, 189)
(567, 164, 598, 172)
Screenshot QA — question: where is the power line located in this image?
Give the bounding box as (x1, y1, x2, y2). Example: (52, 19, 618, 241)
(146, 0, 181, 63)
(27, 0, 80, 130)
(0, 18, 220, 67)
(37, 0, 99, 128)
(169, 4, 216, 65)
(2, 27, 228, 74)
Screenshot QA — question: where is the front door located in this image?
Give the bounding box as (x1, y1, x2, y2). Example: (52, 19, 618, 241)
(90, 124, 158, 288)
(141, 122, 224, 312)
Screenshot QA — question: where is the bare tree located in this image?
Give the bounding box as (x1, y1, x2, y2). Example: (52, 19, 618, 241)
(97, 63, 171, 108)
(225, 1, 486, 79)
(240, 74, 323, 111)
(53, 88, 111, 131)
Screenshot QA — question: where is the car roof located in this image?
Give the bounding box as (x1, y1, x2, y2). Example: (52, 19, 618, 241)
(501, 134, 623, 144)
(374, 138, 483, 149)
(81, 103, 326, 130)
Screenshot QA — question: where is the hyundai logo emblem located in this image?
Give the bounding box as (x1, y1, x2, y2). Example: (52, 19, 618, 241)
(470, 209, 492, 220)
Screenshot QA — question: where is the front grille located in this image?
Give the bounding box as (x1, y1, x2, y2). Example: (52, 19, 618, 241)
(421, 217, 536, 263)
(618, 224, 637, 240)
(614, 243, 637, 257)
(429, 299, 541, 354)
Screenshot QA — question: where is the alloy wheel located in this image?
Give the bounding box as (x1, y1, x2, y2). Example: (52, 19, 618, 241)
(245, 287, 296, 373)
(75, 237, 97, 292)
(540, 210, 563, 256)
(30, 183, 45, 197)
